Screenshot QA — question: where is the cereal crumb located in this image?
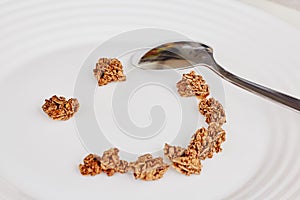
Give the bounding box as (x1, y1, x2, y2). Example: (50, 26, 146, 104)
(165, 126, 226, 175)
(130, 154, 169, 181)
(187, 126, 226, 160)
(200, 123, 226, 160)
(79, 148, 130, 177)
(79, 154, 102, 176)
(93, 58, 126, 86)
(198, 98, 226, 125)
(172, 156, 202, 175)
(170, 128, 206, 175)
(42, 95, 79, 121)
(100, 148, 130, 176)
(164, 128, 206, 176)
(176, 71, 209, 99)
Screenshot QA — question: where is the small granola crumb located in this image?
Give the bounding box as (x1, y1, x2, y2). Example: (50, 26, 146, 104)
(186, 128, 206, 158)
(130, 154, 169, 181)
(169, 128, 206, 175)
(165, 126, 226, 175)
(176, 71, 209, 99)
(93, 58, 126, 86)
(100, 148, 130, 176)
(79, 148, 130, 177)
(172, 156, 202, 176)
(200, 123, 226, 160)
(162, 129, 198, 176)
(198, 98, 226, 125)
(79, 154, 102, 176)
(42, 95, 79, 121)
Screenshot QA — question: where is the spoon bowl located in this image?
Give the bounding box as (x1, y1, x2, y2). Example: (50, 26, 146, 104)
(138, 41, 300, 112)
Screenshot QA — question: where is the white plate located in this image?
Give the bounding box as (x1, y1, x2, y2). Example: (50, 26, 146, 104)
(0, 0, 300, 200)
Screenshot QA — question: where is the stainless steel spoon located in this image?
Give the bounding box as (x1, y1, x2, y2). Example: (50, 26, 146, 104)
(138, 41, 300, 112)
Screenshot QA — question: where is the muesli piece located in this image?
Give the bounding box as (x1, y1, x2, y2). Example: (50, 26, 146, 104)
(198, 97, 226, 125)
(176, 71, 209, 99)
(79, 154, 102, 176)
(93, 58, 126, 86)
(100, 148, 130, 176)
(130, 154, 169, 181)
(42, 95, 79, 121)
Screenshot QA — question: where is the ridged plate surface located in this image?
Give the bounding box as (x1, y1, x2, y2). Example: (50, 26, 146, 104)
(0, 0, 299, 199)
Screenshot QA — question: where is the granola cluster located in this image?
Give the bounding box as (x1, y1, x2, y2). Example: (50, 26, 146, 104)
(165, 128, 207, 175)
(79, 154, 102, 176)
(100, 148, 130, 176)
(79, 148, 169, 181)
(130, 154, 169, 181)
(79, 148, 130, 177)
(199, 97, 226, 125)
(42, 95, 79, 120)
(93, 58, 126, 86)
(176, 71, 210, 99)
(164, 71, 227, 176)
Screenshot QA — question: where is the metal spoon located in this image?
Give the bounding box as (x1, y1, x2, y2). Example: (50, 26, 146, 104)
(138, 41, 300, 112)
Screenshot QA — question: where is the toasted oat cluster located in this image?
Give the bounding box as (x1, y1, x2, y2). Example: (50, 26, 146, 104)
(203, 123, 226, 159)
(79, 149, 169, 181)
(42, 95, 79, 120)
(79, 148, 130, 177)
(100, 148, 130, 176)
(93, 58, 126, 86)
(163, 70, 227, 176)
(165, 126, 226, 175)
(198, 97, 226, 125)
(79, 154, 102, 176)
(130, 154, 169, 181)
(165, 128, 206, 175)
(172, 156, 202, 175)
(176, 71, 210, 99)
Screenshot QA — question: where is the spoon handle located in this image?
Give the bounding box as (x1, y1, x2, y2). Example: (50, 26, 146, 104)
(216, 66, 300, 112)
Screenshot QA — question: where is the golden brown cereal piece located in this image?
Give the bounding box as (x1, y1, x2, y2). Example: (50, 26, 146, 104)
(172, 156, 202, 176)
(166, 126, 226, 175)
(199, 123, 226, 160)
(42, 95, 79, 121)
(93, 58, 126, 86)
(186, 126, 226, 160)
(79, 154, 102, 176)
(79, 148, 130, 177)
(185, 128, 206, 158)
(169, 128, 206, 175)
(186, 125, 226, 161)
(100, 148, 130, 176)
(198, 97, 226, 125)
(130, 154, 169, 181)
(164, 143, 186, 160)
(176, 71, 209, 99)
